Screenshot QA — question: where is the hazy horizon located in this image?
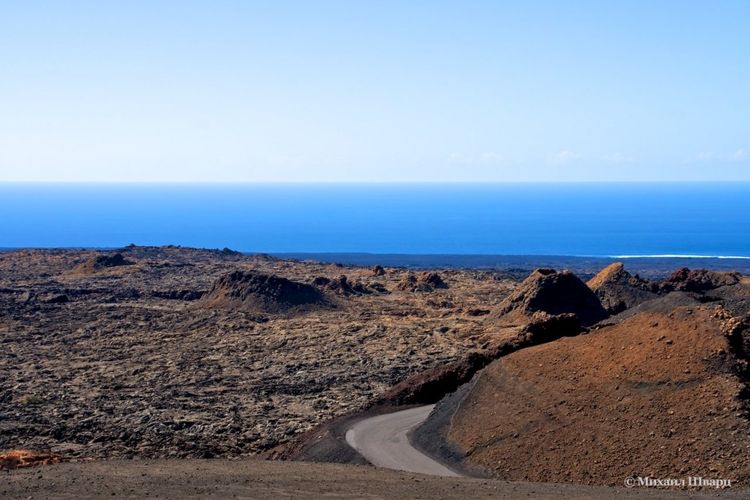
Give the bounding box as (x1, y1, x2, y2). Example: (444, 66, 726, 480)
(3, 180, 750, 185)
(1, 1, 749, 183)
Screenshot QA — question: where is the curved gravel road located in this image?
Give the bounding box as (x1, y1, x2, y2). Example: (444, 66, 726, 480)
(345, 404, 460, 477)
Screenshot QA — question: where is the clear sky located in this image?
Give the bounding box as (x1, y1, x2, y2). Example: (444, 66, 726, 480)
(1, 1, 748, 182)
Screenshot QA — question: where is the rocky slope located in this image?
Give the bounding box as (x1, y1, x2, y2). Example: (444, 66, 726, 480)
(429, 268, 750, 486)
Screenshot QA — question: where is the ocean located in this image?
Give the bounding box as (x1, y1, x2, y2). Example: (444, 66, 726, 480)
(1, 182, 749, 258)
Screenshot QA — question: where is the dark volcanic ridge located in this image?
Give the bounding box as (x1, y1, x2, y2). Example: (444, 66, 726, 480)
(273, 252, 750, 278)
(661, 267, 742, 293)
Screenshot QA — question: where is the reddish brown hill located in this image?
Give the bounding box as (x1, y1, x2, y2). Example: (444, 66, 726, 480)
(447, 304, 750, 486)
(493, 269, 607, 326)
(586, 262, 627, 290)
(586, 262, 658, 314)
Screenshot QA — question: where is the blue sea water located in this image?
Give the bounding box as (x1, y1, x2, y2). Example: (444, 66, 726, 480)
(1, 183, 749, 257)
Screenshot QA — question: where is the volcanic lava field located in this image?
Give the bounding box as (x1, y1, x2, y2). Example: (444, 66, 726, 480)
(2, 245, 750, 488)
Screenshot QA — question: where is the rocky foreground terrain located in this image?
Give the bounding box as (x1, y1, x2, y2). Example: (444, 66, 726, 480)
(0, 246, 514, 459)
(3, 247, 750, 492)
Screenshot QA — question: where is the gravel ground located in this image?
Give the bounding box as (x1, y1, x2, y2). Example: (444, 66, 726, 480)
(3, 459, 739, 499)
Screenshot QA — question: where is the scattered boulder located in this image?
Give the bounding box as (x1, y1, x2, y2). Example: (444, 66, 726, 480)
(372, 265, 386, 277)
(200, 271, 328, 313)
(586, 262, 659, 314)
(494, 268, 607, 326)
(660, 268, 741, 293)
(397, 272, 449, 292)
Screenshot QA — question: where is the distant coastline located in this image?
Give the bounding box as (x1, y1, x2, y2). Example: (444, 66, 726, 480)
(272, 252, 750, 278)
(276, 253, 750, 281)
(4, 246, 749, 279)
(611, 254, 750, 259)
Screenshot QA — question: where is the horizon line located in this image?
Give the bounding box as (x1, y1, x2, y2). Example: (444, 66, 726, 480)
(3, 180, 750, 185)
(2, 247, 750, 260)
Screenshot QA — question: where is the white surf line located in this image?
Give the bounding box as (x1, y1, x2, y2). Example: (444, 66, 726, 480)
(345, 405, 461, 477)
(609, 254, 750, 259)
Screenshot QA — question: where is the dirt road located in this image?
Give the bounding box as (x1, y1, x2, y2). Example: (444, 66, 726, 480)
(345, 404, 460, 477)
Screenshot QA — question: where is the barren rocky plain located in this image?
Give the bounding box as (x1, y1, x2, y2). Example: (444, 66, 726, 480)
(3, 246, 750, 497)
(0, 246, 514, 460)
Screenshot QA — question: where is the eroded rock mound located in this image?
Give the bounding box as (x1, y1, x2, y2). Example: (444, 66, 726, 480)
(72, 253, 134, 274)
(586, 262, 658, 314)
(397, 272, 449, 292)
(586, 262, 627, 290)
(494, 268, 606, 326)
(200, 271, 328, 313)
(661, 268, 741, 293)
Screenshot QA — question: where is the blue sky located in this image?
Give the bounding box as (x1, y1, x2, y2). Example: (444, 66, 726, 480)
(1, 1, 748, 182)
